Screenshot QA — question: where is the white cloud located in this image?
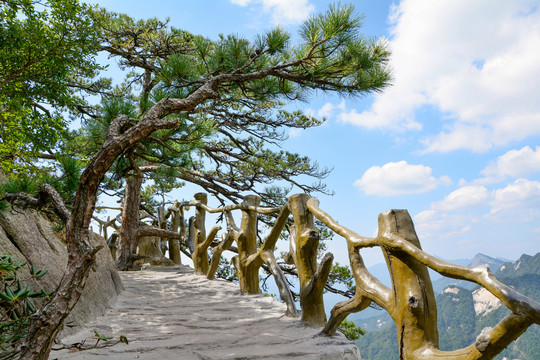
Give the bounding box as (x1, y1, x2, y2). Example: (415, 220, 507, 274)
(413, 177, 540, 258)
(288, 128, 303, 138)
(432, 185, 490, 211)
(231, 0, 251, 5)
(414, 209, 473, 239)
(351, 0, 540, 152)
(482, 146, 540, 179)
(339, 90, 423, 130)
(489, 179, 540, 221)
(315, 101, 345, 119)
(354, 161, 451, 196)
(415, 179, 540, 236)
(230, 0, 314, 25)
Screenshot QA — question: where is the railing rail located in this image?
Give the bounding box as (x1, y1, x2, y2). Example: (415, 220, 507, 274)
(97, 191, 540, 360)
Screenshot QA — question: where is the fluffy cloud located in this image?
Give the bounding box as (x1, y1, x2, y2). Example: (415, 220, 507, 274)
(288, 128, 303, 138)
(317, 101, 345, 118)
(412, 178, 540, 258)
(489, 179, 540, 221)
(414, 209, 473, 239)
(230, 0, 314, 25)
(348, 0, 540, 152)
(306, 101, 345, 119)
(481, 146, 540, 180)
(354, 161, 451, 196)
(415, 179, 540, 243)
(432, 185, 490, 211)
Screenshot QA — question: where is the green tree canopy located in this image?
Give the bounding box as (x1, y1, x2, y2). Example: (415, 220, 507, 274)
(0, 0, 104, 173)
(78, 4, 391, 207)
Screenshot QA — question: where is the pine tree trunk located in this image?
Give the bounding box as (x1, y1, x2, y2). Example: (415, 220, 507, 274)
(16, 70, 221, 358)
(116, 173, 143, 270)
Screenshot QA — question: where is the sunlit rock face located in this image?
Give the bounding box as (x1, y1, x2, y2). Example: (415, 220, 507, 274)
(0, 188, 123, 336)
(473, 287, 502, 317)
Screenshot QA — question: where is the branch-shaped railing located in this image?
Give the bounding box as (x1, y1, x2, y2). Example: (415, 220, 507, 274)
(306, 198, 540, 360)
(100, 192, 540, 360)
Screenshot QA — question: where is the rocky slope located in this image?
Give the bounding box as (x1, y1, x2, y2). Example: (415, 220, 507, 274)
(0, 167, 123, 336)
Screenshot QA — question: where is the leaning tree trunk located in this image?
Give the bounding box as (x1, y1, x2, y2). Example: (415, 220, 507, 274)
(16, 85, 218, 356)
(116, 172, 143, 271)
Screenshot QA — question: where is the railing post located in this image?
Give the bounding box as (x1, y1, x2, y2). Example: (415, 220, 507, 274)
(190, 193, 221, 275)
(288, 194, 333, 326)
(169, 202, 182, 264)
(378, 209, 439, 359)
(192, 192, 209, 274)
(231, 195, 260, 294)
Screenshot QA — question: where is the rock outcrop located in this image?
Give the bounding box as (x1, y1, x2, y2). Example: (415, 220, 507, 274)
(0, 172, 123, 336)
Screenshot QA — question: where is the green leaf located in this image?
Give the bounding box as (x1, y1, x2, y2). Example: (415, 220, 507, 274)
(0, 291, 13, 302)
(119, 335, 129, 344)
(4, 284, 15, 299)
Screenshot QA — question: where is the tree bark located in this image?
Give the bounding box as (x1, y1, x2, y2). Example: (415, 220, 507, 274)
(207, 227, 235, 280)
(261, 251, 298, 317)
(378, 210, 439, 359)
(115, 172, 143, 270)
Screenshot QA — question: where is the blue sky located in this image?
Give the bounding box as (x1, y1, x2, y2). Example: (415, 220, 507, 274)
(89, 0, 540, 267)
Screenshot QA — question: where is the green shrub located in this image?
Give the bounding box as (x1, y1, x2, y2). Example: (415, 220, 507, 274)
(0, 255, 50, 355)
(339, 319, 366, 340)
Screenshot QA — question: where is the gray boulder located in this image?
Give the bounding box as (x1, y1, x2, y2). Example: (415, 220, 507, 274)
(0, 196, 123, 336)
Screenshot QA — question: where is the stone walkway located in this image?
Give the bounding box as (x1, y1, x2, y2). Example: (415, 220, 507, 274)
(53, 266, 360, 360)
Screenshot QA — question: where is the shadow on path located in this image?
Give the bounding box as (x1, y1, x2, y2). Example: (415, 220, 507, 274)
(53, 266, 360, 360)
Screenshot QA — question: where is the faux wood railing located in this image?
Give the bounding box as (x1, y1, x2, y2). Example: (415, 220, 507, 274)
(99, 192, 540, 360)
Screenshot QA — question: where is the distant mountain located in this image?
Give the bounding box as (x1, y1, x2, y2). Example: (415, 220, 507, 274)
(470, 253, 509, 270)
(498, 253, 540, 277)
(432, 253, 508, 294)
(352, 311, 392, 332)
(354, 253, 540, 360)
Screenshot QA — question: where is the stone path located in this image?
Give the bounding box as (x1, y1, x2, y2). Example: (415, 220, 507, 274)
(53, 266, 360, 360)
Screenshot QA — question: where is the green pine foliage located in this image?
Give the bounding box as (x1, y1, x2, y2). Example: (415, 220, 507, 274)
(67, 2, 391, 214)
(0, 0, 104, 173)
(0, 255, 50, 355)
(0, 155, 84, 213)
(339, 319, 365, 340)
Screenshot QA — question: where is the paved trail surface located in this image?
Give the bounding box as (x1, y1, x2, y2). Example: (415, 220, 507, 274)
(53, 266, 360, 360)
